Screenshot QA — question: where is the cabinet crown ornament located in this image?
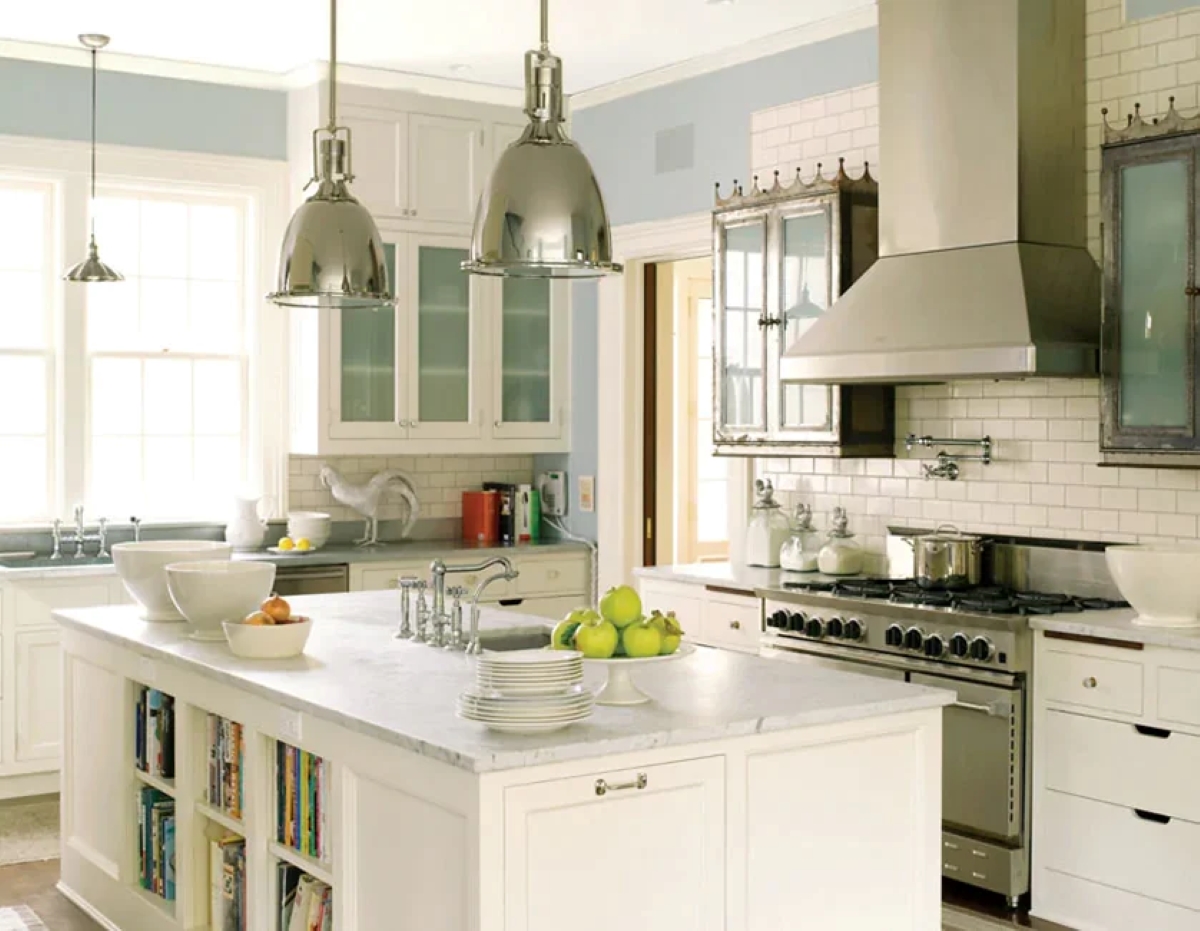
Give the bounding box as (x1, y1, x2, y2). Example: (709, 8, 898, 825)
(1102, 97, 1200, 147)
(714, 157, 876, 210)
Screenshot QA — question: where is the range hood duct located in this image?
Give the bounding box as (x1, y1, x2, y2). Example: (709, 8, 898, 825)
(781, 0, 1099, 384)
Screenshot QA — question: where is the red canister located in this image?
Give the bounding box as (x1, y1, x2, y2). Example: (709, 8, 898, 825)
(462, 490, 499, 544)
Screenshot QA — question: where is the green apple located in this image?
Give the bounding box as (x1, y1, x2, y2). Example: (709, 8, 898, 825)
(649, 609, 684, 655)
(599, 585, 643, 628)
(552, 608, 597, 650)
(573, 615, 619, 659)
(622, 617, 663, 658)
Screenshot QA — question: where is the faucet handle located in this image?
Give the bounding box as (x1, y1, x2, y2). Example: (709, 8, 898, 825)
(447, 585, 468, 603)
(130, 516, 142, 542)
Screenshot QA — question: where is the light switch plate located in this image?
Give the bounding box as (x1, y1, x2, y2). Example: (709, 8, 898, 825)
(278, 707, 303, 744)
(579, 475, 595, 513)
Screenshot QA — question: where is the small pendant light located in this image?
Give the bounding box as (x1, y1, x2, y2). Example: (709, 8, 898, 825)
(64, 34, 123, 284)
(462, 0, 622, 278)
(268, 0, 391, 308)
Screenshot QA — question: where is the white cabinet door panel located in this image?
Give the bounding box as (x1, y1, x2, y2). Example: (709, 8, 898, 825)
(343, 110, 408, 218)
(408, 114, 484, 225)
(504, 756, 725, 931)
(15, 628, 61, 762)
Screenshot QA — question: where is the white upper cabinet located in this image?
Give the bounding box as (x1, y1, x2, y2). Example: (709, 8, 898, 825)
(340, 107, 409, 219)
(407, 113, 485, 225)
(491, 121, 527, 165)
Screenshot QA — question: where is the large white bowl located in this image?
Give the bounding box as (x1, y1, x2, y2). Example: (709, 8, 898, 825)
(223, 617, 312, 659)
(1106, 544, 1200, 628)
(112, 540, 233, 621)
(286, 512, 332, 549)
(166, 561, 276, 640)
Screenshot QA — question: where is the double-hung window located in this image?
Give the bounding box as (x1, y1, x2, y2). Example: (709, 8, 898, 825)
(0, 179, 56, 522)
(86, 189, 251, 519)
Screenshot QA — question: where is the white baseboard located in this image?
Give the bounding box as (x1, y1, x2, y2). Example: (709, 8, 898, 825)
(55, 882, 122, 931)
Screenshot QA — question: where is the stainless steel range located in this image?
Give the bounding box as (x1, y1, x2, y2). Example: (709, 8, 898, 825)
(760, 554, 1128, 908)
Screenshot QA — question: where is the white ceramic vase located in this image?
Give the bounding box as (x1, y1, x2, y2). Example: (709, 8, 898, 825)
(224, 496, 269, 552)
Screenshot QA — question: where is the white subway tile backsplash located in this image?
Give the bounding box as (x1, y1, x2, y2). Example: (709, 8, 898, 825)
(1120, 510, 1158, 535)
(1119, 467, 1159, 488)
(1159, 512, 1198, 537)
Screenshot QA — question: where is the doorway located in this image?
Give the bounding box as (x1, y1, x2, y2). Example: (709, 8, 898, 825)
(642, 257, 740, 567)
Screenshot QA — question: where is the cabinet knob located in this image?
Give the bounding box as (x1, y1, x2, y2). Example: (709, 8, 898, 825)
(547, 569, 559, 579)
(730, 620, 741, 630)
(1082, 676, 1097, 689)
(1187, 285, 1200, 296)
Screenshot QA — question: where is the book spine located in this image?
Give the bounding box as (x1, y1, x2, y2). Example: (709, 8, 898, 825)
(163, 696, 175, 778)
(164, 815, 176, 901)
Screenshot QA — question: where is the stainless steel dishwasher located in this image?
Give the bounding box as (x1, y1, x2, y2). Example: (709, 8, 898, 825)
(272, 564, 350, 596)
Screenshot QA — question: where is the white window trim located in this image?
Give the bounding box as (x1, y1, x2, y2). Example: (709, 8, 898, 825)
(0, 134, 290, 524)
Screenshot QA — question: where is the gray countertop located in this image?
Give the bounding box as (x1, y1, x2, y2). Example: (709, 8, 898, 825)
(0, 539, 589, 581)
(54, 591, 951, 774)
(1031, 610, 1200, 652)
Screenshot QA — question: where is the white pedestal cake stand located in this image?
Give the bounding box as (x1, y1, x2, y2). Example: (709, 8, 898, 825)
(585, 643, 696, 706)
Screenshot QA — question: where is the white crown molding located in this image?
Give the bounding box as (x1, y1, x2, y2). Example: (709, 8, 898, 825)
(569, 4, 878, 112)
(0, 38, 288, 90)
(281, 62, 524, 107)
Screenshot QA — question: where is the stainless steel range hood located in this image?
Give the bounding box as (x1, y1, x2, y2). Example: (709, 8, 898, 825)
(781, 0, 1100, 384)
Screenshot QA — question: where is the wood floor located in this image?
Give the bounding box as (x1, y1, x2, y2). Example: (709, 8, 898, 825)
(943, 879, 1074, 930)
(0, 860, 100, 931)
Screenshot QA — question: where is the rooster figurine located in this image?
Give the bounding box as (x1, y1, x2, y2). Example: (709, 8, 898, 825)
(319, 465, 420, 547)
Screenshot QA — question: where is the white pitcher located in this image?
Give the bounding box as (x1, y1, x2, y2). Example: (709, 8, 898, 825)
(224, 496, 270, 552)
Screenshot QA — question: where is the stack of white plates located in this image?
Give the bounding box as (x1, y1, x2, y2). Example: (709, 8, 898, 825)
(458, 650, 593, 733)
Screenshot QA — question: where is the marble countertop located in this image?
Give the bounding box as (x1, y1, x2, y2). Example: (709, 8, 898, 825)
(0, 539, 588, 581)
(54, 591, 951, 774)
(634, 562, 864, 594)
(1031, 610, 1200, 652)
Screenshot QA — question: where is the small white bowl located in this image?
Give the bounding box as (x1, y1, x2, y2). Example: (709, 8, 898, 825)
(223, 617, 312, 659)
(112, 540, 233, 621)
(1106, 543, 1200, 628)
(286, 512, 332, 550)
(166, 560, 276, 640)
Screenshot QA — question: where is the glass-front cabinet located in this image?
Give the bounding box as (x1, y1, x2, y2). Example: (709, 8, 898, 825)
(1101, 121, 1200, 463)
(319, 228, 567, 452)
(713, 166, 893, 457)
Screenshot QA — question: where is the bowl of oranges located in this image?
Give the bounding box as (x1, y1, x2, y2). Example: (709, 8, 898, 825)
(223, 593, 313, 659)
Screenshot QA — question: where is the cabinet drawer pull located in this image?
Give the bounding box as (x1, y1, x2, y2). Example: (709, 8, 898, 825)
(970, 849, 988, 859)
(1134, 808, 1172, 825)
(970, 871, 987, 881)
(498, 599, 524, 607)
(730, 620, 741, 630)
(943, 840, 959, 850)
(1135, 724, 1171, 739)
(595, 773, 648, 796)
(1082, 676, 1097, 689)
(943, 863, 959, 873)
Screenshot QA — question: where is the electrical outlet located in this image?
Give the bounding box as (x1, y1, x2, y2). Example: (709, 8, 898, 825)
(579, 475, 595, 513)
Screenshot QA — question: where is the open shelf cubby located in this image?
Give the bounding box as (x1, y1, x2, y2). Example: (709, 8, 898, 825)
(133, 683, 178, 912)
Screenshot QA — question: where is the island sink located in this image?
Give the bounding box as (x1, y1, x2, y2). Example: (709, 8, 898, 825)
(54, 590, 950, 931)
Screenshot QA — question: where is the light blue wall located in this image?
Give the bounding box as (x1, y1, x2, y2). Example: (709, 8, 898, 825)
(546, 27, 879, 543)
(1127, 0, 1198, 19)
(0, 58, 287, 160)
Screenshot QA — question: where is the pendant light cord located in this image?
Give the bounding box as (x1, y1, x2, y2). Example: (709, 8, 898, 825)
(89, 46, 97, 240)
(540, 0, 549, 52)
(328, 0, 338, 129)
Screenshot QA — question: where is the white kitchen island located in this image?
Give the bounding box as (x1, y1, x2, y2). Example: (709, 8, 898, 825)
(54, 591, 951, 931)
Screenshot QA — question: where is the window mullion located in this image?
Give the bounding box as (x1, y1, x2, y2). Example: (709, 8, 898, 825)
(60, 171, 90, 520)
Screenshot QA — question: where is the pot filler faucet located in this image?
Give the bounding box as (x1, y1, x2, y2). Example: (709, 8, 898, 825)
(424, 556, 519, 654)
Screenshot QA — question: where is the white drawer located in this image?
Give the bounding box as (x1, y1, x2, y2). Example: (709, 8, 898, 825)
(1040, 789, 1200, 912)
(1035, 867, 1200, 931)
(1041, 645, 1143, 716)
(700, 591, 761, 653)
(1045, 710, 1200, 823)
(488, 596, 577, 621)
(1159, 664, 1200, 729)
(514, 557, 588, 597)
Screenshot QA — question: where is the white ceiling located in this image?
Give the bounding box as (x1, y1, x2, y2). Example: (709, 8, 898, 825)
(2, 0, 874, 94)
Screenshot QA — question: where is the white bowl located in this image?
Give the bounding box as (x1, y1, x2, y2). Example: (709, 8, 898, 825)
(286, 512, 332, 549)
(1106, 544, 1200, 628)
(166, 561, 276, 640)
(112, 540, 233, 621)
(223, 617, 312, 659)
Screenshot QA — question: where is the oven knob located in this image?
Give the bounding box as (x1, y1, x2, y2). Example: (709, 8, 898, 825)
(969, 637, 996, 662)
(844, 618, 865, 642)
(788, 611, 807, 632)
(884, 624, 905, 648)
(826, 616, 844, 639)
(804, 616, 826, 639)
(949, 633, 970, 658)
(923, 635, 945, 659)
(768, 609, 789, 629)
(903, 627, 925, 652)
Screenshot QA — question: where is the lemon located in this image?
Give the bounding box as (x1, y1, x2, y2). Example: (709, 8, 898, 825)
(295, 537, 312, 551)
(277, 536, 295, 551)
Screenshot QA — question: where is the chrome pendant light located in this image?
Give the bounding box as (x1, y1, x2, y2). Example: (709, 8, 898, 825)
(463, 0, 622, 278)
(64, 34, 123, 284)
(268, 0, 391, 308)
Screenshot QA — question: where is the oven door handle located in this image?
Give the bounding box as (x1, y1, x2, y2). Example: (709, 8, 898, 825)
(952, 699, 1011, 717)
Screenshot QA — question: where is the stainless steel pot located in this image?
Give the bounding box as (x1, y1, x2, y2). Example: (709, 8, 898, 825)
(905, 524, 986, 590)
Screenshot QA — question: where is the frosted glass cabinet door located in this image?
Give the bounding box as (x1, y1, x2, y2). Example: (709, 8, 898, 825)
(778, 208, 834, 433)
(716, 219, 767, 437)
(332, 240, 405, 440)
(493, 278, 568, 441)
(406, 234, 482, 439)
(1116, 157, 1191, 431)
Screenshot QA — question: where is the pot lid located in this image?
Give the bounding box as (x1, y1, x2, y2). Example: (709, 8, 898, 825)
(918, 523, 981, 542)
